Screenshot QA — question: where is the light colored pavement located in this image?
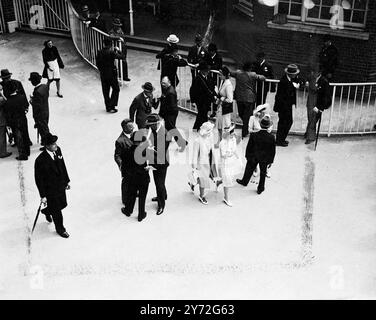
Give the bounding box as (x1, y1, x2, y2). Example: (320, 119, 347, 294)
(0, 33, 375, 299)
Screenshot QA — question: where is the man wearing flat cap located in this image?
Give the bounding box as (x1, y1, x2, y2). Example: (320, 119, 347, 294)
(114, 118, 135, 211)
(129, 82, 158, 129)
(29, 72, 50, 148)
(34, 133, 71, 238)
(145, 113, 171, 216)
(273, 64, 303, 147)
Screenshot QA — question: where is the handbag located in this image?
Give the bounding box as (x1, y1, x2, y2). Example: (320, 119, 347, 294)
(221, 101, 233, 115)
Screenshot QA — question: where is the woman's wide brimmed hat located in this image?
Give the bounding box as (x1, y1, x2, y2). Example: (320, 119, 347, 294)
(260, 114, 273, 129)
(112, 18, 122, 26)
(141, 82, 155, 92)
(199, 121, 214, 136)
(284, 64, 300, 75)
(167, 34, 179, 43)
(254, 103, 269, 114)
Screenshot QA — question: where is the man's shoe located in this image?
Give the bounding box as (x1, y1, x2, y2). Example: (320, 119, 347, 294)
(305, 140, 314, 144)
(198, 196, 208, 205)
(57, 93, 63, 98)
(121, 207, 132, 217)
(124, 78, 131, 81)
(107, 108, 118, 113)
(257, 188, 264, 195)
(45, 214, 52, 223)
(58, 231, 69, 238)
(16, 156, 28, 161)
(284, 140, 289, 145)
(276, 141, 288, 147)
(236, 179, 247, 186)
(156, 206, 164, 215)
(138, 212, 147, 222)
(0, 152, 12, 158)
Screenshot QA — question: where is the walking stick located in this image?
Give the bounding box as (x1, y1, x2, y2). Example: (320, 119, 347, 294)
(31, 202, 43, 233)
(314, 112, 322, 151)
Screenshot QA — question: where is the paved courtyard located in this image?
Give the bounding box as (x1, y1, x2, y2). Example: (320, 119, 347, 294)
(0, 33, 375, 299)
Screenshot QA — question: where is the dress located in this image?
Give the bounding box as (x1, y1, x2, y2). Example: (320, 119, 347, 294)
(216, 79, 233, 130)
(219, 137, 241, 187)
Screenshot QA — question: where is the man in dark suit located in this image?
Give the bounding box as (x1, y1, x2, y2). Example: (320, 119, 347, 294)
(114, 118, 135, 211)
(145, 114, 171, 216)
(253, 52, 274, 106)
(96, 38, 125, 113)
(159, 76, 187, 150)
(187, 34, 208, 83)
(206, 43, 223, 117)
(129, 82, 157, 129)
(190, 62, 217, 130)
(4, 81, 30, 160)
(237, 116, 276, 194)
(305, 71, 332, 144)
(34, 133, 70, 238)
(28, 72, 50, 148)
(273, 64, 303, 147)
(0, 69, 32, 146)
(319, 35, 338, 80)
(122, 130, 150, 222)
(156, 34, 180, 77)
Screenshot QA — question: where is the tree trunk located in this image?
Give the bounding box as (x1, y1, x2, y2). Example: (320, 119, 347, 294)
(202, 10, 217, 47)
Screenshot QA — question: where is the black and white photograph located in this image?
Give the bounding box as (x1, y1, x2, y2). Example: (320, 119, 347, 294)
(0, 0, 375, 302)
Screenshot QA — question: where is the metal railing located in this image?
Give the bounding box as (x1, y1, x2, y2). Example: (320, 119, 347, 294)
(14, 0, 70, 32)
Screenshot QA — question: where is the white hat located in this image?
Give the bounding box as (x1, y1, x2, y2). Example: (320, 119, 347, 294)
(167, 34, 179, 43)
(199, 121, 214, 136)
(254, 103, 270, 114)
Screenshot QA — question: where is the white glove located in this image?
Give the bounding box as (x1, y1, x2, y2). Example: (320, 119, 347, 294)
(313, 107, 320, 113)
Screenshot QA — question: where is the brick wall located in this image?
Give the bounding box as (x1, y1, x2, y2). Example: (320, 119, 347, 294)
(222, 1, 376, 83)
(2, 0, 16, 31)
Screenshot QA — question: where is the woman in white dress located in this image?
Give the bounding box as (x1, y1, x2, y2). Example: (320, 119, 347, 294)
(42, 40, 64, 98)
(190, 121, 221, 205)
(219, 123, 242, 207)
(215, 66, 234, 148)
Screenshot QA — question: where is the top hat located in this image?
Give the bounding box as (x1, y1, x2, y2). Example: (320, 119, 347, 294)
(260, 115, 273, 129)
(142, 82, 155, 92)
(195, 34, 203, 43)
(285, 64, 300, 75)
(28, 72, 42, 82)
(167, 34, 179, 44)
(42, 133, 58, 146)
(145, 113, 161, 126)
(199, 121, 214, 136)
(112, 18, 122, 26)
(0, 69, 12, 79)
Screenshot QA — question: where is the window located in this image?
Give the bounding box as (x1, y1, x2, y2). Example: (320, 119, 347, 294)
(275, 0, 369, 29)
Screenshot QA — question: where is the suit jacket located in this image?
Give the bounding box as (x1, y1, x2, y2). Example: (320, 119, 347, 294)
(129, 93, 155, 129)
(31, 84, 49, 122)
(114, 132, 133, 176)
(206, 53, 223, 71)
(34, 147, 70, 199)
(190, 73, 216, 109)
(253, 60, 275, 93)
(187, 45, 208, 65)
(0, 79, 29, 105)
(319, 44, 338, 74)
(0, 96, 6, 126)
(124, 142, 150, 185)
(160, 53, 188, 85)
(147, 126, 171, 169)
(246, 130, 276, 164)
(96, 47, 124, 79)
(159, 85, 178, 119)
(316, 75, 332, 111)
(273, 75, 298, 113)
(4, 93, 29, 126)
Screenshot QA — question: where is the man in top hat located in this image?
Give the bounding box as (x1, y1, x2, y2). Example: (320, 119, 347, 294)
(0, 84, 11, 158)
(236, 115, 276, 194)
(252, 52, 275, 106)
(188, 34, 208, 83)
(108, 18, 131, 82)
(273, 64, 302, 147)
(96, 38, 125, 113)
(28, 72, 50, 148)
(129, 82, 158, 129)
(319, 35, 338, 80)
(145, 113, 171, 216)
(114, 118, 135, 211)
(190, 62, 217, 130)
(34, 133, 70, 238)
(156, 34, 180, 73)
(3, 81, 31, 160)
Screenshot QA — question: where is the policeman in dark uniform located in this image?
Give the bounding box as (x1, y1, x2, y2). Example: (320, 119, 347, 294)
(253, 52, 274, 106)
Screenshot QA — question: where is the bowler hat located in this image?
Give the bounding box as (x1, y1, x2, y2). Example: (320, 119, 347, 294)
(0, 69, 12, 79)
(42, 133, 58, 146)
(284, 64, 300, 75)
(112, 18, 122, 26)
(167, 34, 179, 44)
(142, 82, 155, 92)
(28, 72, 42, 82)
(145, 113, 161, 126)
(260, 115, 273, 129)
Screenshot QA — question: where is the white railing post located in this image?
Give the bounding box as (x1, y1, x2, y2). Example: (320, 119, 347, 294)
(328, 85, 337, 137)
(129, 0, 134, 36)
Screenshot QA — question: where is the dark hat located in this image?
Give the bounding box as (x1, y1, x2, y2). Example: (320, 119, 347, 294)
(121, 118, 134, 134)
(260, 115, 273, 129)
(112, 18, 122, 26)
(28, 72, 42, 82)
(82, 5, 89, 11)
(42, 133, 58, 146)
(207, 43, 217, 52)
(195, 34, 203, 43)
(142, 82, 155, 92)
(145, 113, 161, 126)
(284, 64, 300, 75)
(197, 62, 209, 71)
(0, 69, 12, 79)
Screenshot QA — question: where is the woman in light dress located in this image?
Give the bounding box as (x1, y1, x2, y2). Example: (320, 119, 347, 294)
(214, 66, 234, 148)
(219, 123, 242, 207)
(190, 121, 221, 205)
